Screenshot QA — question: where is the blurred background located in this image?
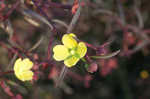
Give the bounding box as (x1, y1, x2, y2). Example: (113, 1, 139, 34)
(0, 0, 150, 99)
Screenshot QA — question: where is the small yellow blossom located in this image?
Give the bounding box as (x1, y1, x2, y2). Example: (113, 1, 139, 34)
(53, 33, 87, 67)
(140, 70, 149, 79)
(14, 58, 34, 81)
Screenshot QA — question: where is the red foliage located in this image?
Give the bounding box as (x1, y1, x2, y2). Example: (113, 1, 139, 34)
(99, 58, 118, 77)
(0, 81, 14, 97)
(84, 75, 93, 88)
(72, 0, 85, 14)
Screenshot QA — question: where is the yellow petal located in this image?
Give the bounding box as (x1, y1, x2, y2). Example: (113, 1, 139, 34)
(14, 58, 34, 81)
(16, 71, 33, 81)
(77, 42, 87, 58)
(53, 45, 69, 61)
(64, 56, 79, 67)
(14, 58, 22, 73)
(68, 33, 76, 38)
(22, 58, 33, 70)
(14, 58, 33, 72)
(62, 34, 77, 48)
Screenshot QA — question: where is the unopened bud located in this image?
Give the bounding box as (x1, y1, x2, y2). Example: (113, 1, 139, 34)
(87, 63, 98, 73)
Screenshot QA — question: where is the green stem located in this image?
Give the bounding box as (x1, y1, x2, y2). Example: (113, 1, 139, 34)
(81, 58, 87, 63)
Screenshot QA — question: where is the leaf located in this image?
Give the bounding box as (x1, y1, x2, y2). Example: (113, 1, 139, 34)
(91, 50, 120, 59)
(84, 64, 89, 69)
(22, 9, 53, 30)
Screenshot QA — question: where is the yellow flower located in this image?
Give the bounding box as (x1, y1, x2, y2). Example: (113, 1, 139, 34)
(14, 58, 34, 81)
(53, 33, 87, 67)
(140, 70, 149, 79)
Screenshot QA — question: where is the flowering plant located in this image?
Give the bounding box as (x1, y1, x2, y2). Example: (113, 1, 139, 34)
(53, 33, 87, 67)
(14, 58, 34, 81)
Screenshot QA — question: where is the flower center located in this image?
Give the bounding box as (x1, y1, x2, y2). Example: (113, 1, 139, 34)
(70, 50, 76, 55)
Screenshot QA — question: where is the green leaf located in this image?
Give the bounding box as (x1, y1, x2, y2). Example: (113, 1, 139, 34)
(84, 64, 89, 69)
(91, 50, 120, 59)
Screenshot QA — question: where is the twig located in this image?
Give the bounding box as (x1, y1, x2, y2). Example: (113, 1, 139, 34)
(67, 0, 82, 33)
(32, 0, 58, 60)
(4, 1, 20, 20)
(134, 3, 144, 29)
(0, 70, 14, 77)
(45, 1, 72, 9)
(55, 66, 68, 87)
(116, 0, 126, 25)
(52, 19, 68, 29)
(32, 0, 54, 26)
(56, 0, 82, 87)
(29, 36, 44, 52)
(7, 54, 17, 70)
(22, 9, 54, 30)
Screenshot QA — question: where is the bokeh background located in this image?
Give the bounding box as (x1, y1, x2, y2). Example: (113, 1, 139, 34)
(0, 0, 150, 99)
